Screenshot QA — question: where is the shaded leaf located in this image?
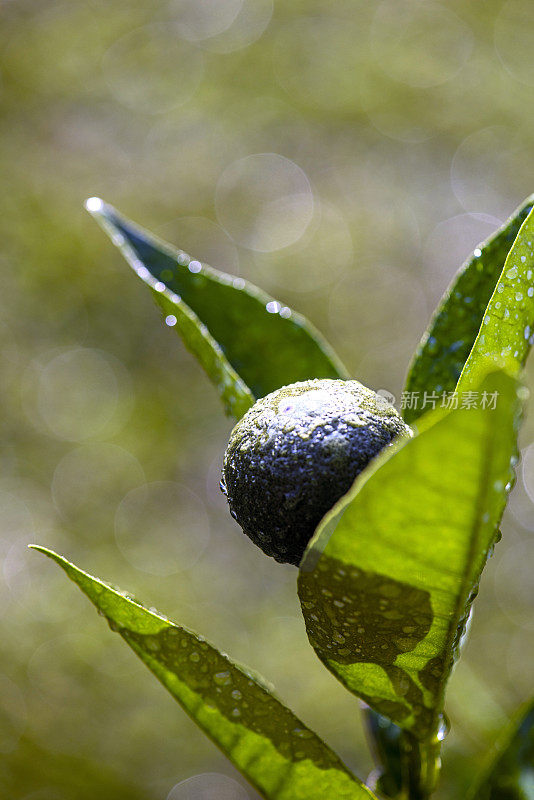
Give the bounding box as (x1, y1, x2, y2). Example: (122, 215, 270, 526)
(152, 288, 254, 419)
(469, 698, 534, 800)
(458, 205, 534, 391)
(86, 199, 347, 413)
(32, 546, 376, 800)
(404, 196, 534, 423)
(298, 371, 521, 739)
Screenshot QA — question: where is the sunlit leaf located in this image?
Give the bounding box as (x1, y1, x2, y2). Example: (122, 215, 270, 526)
(86, 199, 347, 414)
(32, 546, 376, 800)
(468, 698, 534, 800)
(404, 196, 534, 423)
(457, 204, 534, 391)
(298, 370, 521, 739)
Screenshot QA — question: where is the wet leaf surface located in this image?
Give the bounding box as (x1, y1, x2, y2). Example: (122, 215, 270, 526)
(404, 196, 534, 423)
(458, 204, 534, 391)
(87, 199, 347, 416)
(298, 371, 522, 739)
(32, 546, 376, 800)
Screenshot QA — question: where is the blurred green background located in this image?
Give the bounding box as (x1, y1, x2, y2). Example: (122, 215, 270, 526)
(1, 1, 534, 798)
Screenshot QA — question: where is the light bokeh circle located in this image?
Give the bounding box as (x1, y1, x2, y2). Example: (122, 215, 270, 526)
(370, 1, 473, 88)
(494, 0, 534, 86)
(215, 154, 314, 252)
(165, 0, 243, 42)
(51, 443, 145, 524)
(102, 24, 204, 114)
(115, 481, 211, 576)
(494, 538, 534, 631)
(200, 0, 273, 53)
(167, 773, 250, 800)
(27, 347, 130, 442)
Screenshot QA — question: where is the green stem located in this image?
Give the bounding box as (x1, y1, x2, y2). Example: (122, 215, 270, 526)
(362, 706, 445, 800)
(399, 729, 442, 800)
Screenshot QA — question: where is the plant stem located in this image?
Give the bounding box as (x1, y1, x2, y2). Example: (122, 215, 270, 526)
(362, 706, 446, 799)
(399, 730, 442, 800)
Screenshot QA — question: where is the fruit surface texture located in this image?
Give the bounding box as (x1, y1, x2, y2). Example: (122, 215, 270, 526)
(222, 379, 412, 565)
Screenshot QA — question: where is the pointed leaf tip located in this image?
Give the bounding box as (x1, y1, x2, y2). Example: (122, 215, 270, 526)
(84, 197, 105, 214)
(88, 202, 347, 414)
(37, 548, 376, 800)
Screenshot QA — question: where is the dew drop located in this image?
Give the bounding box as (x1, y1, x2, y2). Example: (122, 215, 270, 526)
(266, 301, 281, 314)
(154, 281, 165, 292)
(474, 248, 482, 257)
(506, 266, 518, 280)
(292, 727, 313, 739)
(188, 260, 202, 273)
(213, 670, 232, 686)
(165, 315, 177, 327)
(436, 713, 450, 742)
(85, 196, 104, 213)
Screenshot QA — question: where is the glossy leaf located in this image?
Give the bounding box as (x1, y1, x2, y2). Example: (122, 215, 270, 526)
(404, 196, 534, 423)
(457, 204, 534, 391)
(469, 698, 534, 800)
(32, 546, 376, 800)
(298, 370, 521, 739)
(152, 288, 254, 420)
(86, 199, 347, 412)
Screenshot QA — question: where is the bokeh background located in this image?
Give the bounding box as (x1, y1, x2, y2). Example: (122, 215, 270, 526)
(1, 1, 534, 798)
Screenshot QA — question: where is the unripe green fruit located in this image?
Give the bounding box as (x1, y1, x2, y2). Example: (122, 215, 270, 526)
(221, 379, 412, 566)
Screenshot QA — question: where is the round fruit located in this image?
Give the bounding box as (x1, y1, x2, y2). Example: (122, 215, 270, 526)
(221, 379, 412, 566)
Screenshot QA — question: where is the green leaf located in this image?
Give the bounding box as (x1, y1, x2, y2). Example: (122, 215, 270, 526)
(468, 698, 534, 800)
(151, 288, 254, 420)
(298, 370, 521, 739)
(404, 196, 534, 424)
(458, 205, 534, 391)
(86, 199, 347, 413)
(31, 546, 376, 800)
